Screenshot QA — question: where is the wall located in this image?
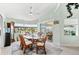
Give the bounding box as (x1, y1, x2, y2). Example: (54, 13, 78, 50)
(0, 13, 5, 48)
(51, 4, 64, 47)
(52, 24, 60, 47)
(61, 4, 79, 47)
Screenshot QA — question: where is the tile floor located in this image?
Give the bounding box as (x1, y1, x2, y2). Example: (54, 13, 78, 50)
(0, 41, 79, 55)
(11, 41, 62, 55)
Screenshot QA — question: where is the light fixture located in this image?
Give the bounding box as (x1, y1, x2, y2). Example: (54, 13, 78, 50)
(29, 6, 33, 16)
(26, 5, 36, 21)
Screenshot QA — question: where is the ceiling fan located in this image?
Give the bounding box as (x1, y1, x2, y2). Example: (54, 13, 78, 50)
(28, 6, 40, 16)
(26, 5, 40, 22)
(29, 6, 33, 15)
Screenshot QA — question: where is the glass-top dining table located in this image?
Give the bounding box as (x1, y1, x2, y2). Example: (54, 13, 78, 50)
(23, 35, 40, 44)
(23, 35, 40, 40)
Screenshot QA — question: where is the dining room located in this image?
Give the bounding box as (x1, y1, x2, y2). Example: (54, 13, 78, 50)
(9, 19, 61, 55)
(0, 3, 66, 55)
(1, 3, 79, 55)
(0, 1, 79, 59)
(0, 3, 62, 55)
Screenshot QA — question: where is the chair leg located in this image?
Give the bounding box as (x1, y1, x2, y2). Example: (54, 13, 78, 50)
(29, 44, 32, 50)
(23, 48, 26, 54)
(44, 47, 46, 54)
(20, 44, 23, 50)
(36, 47, 38, 54)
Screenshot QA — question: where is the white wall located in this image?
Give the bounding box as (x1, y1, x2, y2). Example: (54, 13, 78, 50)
(0, 13, 5, 48)
(51, 4, 64, 47)
(52, 24, 61, 47)
(61, 4, 79, 47)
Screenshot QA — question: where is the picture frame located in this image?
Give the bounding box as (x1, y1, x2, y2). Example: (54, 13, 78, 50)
(54, 20, 59, 24)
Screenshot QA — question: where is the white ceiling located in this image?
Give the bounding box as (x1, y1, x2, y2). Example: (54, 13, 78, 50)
(0, 3, 61, 23)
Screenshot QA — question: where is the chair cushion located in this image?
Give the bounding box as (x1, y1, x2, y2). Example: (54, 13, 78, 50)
(25, 41, 32, 45)
(37, 42, 44, 46)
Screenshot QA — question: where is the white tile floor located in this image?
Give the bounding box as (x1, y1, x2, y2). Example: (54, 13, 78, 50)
(0, 41, 79, 55)
(11, 41, 62, 55)
(0, 46, 11, 55)
(61, 46, 79, 55)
